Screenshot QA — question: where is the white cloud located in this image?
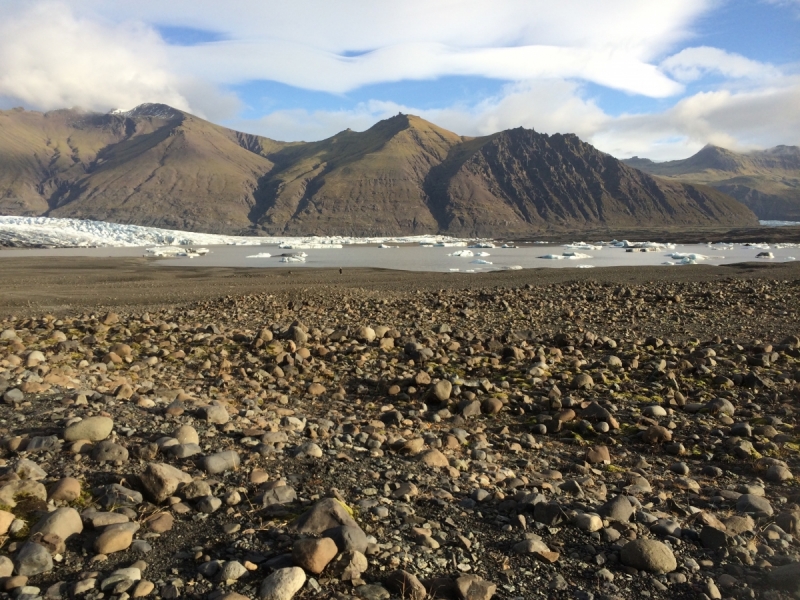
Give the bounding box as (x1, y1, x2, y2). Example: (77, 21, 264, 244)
(0, 0, 796, 161)
(661, 46, 782, 82)
(1, 0, 715, 98)
(0, 3, 192, 113)
(593, 76, 800, 160)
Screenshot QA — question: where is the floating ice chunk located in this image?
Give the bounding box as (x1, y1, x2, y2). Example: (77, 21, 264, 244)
(787, 256, 796, 261)
(279, 243, 342, 249)
(761, 220, 800, 226)
(501, 243, 515, 248)
(449, 268, 460, 271)
(476, 252, 491, 257)
(669, 253, 709, 261)
(435, 241, 468, 247)
(378, 243, 399, 248)
(541, 253, 593, 260)
(246, 252, 272, 258)
(469, 242, 495, 248)
(449, 250, 474, 257)
(471, 259, 493, 265)
(577, 264, 595, 268)
(565, 242, 602, 251)
(503, 265, 523, 270)
(756, 251, 774, 259)
(280, 256, 306, 263)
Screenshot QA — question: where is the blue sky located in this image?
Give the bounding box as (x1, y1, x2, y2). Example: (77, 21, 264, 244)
(0, 0, 798, 159)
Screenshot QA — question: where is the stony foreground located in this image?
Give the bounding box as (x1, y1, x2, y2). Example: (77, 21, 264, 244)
(0, 273, 798, 600)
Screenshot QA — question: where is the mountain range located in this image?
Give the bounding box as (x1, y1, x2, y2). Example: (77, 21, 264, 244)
(624, 145, 800, 221)
(0, 103, 759, 235)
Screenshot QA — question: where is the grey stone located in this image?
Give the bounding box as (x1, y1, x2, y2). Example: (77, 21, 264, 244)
(262, 485, 297, 507)
(139, 463, 192, 503)
(30, 507, 83, 541)
(736, 494, 773, 517)
(620, 539, 677, 573)
(323, 524, 369, 554)
(291, 498, 359, 534)
(258, 566, 306, 600)
(201, 451, 240, 475)
(92, 441, 129, 463)
(15, 542, 53, 576)
(64, 416, 114, 442)
(599, 496, 633, 522)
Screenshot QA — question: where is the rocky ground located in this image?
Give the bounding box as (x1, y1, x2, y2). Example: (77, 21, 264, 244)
(0, 261, 798, 600)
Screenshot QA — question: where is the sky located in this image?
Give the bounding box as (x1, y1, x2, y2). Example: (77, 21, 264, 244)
(0, 1, 798, 160)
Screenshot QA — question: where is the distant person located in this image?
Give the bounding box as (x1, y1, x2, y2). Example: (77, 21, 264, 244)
(339, 268, 343, 274)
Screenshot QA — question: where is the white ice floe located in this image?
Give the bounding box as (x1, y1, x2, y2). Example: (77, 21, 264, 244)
(476, 252, 491, 257)
(436, 241, 469, 247)
(611, 240, 674, 250)
(503, 265, 523, 270)
(378, 244, 398, 249)
(669, 253, 710, 262)
(246, 252, 272, 258)
(501, 243, 515, 248)
(449, 250, 474, 257)
(146, 246, 208, 257)
(469, 242, 495, 248)
(539, 252, 593, 259)
(280, 256, 306, 263)
(760, 220, 800, 226)
(279, 243, 342, 249)
(565, 242, 602, 251)
(471, 259, 493, 265)
(577, 264, 595, 268)
(756, 252, 775, 259)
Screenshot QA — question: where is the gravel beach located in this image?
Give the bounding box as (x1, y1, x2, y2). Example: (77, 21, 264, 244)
(0, 257, 798, 600)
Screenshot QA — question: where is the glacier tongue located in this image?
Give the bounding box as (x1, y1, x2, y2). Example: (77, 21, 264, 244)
(0, 216, 476, 249)
(0, 216, 268, 248)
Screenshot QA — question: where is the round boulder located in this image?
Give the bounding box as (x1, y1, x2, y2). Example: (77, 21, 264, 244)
(620, 539, 677, 573)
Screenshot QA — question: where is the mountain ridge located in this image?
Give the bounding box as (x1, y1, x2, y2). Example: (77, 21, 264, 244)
(0, 104, 759, 234)
(623, 144, 800, 221)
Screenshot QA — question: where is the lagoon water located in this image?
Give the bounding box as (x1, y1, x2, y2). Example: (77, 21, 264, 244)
(2, 241, 798, 272)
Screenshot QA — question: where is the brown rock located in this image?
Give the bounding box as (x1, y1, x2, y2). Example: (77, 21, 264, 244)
(385, 570, 426, 600)
(585, 445, 611, 465)
(145, 512, 174, 533)
(48, 477, 81, 502)
(642, 425, 672, 444)
(418, 449, 450, 468)
(292, 537, 338, 574)
(95, 528, 133, 554)
(456, 574, 497, 600)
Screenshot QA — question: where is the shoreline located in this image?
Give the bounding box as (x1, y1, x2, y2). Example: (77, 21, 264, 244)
(1, 255, 800, 318)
